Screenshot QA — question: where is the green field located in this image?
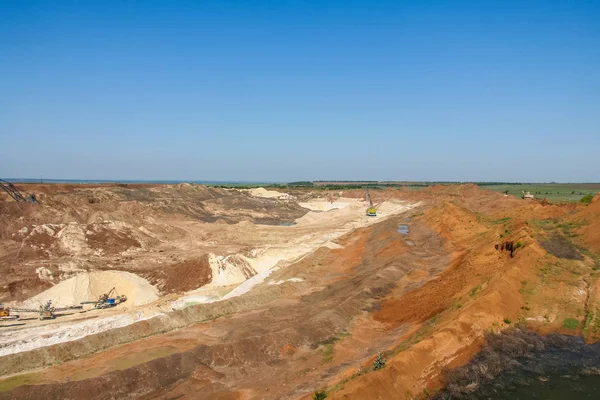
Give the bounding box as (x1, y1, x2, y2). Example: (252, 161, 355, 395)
(482, 183, 599, 203)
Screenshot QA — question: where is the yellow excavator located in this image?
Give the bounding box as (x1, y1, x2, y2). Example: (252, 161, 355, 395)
(365, 189, 377, 216)
(0, 304, 19, 321)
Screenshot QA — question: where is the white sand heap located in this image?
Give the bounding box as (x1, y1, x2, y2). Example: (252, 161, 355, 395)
(298, 200, 350, 211)
(247, 187, 294, 200)
(21, 270, 159, 308)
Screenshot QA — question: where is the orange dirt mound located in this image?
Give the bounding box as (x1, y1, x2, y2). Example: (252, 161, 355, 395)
(573, 194, 600, 253)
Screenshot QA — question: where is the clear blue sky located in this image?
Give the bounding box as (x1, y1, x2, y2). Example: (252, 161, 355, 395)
(1, 1, 598, 182)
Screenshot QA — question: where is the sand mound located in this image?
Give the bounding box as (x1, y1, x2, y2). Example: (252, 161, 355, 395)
(248, 187, 293, 200)
(21, 270, 159, 308)
(299, 200, 350, 211)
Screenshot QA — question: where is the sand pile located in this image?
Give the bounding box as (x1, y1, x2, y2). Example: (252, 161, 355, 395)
(299, 200, 350, 211)
(21, 270, 159, 308)
(248, 187, 293, 200)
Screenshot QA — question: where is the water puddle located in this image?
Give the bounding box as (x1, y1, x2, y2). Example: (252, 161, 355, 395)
(279, 222, 297, 226)
(397, 224, 409, 235)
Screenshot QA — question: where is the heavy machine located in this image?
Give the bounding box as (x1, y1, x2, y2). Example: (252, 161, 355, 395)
(81, 287, 127, 309)
(0, 179, 36, 203)
(0, 304, 20, 321)
(11, 300, 82, 320)
(521, 190, 534, 200)
(365, 189, 377, 216)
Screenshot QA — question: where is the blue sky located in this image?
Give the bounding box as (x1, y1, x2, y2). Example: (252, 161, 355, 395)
(1, 1, 598, 182)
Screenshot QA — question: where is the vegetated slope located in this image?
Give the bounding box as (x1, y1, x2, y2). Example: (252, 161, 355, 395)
(323, 186, 600, 399)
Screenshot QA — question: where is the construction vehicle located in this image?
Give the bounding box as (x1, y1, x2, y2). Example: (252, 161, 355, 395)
(521, 190, 534, 200)
(81, 287, 127, 309)
(12, 300, 82, 320)
(365, 189, 377, 216)
(0, 179, 36, 203)
(0, 304, 20, 321)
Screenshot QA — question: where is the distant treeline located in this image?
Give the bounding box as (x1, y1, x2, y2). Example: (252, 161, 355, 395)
(209, 181, 596, 191)
(287, 181, 314, 186)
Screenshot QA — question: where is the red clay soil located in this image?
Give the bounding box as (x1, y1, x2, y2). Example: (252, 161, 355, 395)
(325, 191, 599, 399)
(574, 193, 600, 253)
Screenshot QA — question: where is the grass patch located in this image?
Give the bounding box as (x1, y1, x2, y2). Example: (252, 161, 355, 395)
(540, 262, 564, 280)
(594, 307, 600, 334)
(533, 219, 558, 230)
(469, 284, 482, 297)
(317, 331, 350, 364)
(518, 280, 535, 298)
(313, 390, 328, 400)
(558, 221, 586, 238)
(563, 318, 579, 331)
(322, 343, 335, 363)
(503, 318, 512, 324)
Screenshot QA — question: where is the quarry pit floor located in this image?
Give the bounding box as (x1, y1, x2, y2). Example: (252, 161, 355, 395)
(1, 184, 599, 399)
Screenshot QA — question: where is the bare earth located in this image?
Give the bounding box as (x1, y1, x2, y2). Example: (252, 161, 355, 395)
(0, 184, 599, 399)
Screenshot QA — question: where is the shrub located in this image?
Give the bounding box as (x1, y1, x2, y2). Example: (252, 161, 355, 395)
(373, 351, 386, 370)
(563, 318, 579, 331)
(504, 318, 512, 324)
(580, 194, 594, 204)
(313, 390, 327, 400)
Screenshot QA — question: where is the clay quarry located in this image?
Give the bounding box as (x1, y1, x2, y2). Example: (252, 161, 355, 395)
(1, 182, 600, 399)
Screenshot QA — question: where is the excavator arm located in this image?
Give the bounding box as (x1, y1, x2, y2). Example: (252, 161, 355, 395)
(0, 179, 28, 202)
(365, 189, 377, 216)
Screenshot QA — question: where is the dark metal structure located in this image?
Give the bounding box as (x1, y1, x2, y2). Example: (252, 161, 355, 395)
(0, 179, 33, 203)
(11, 300, 83, 320)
